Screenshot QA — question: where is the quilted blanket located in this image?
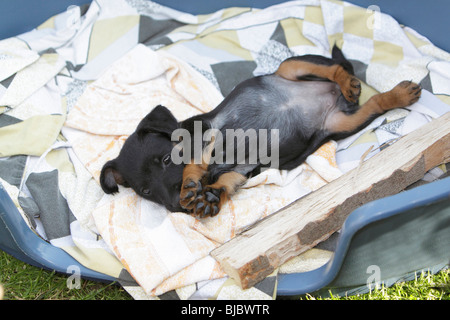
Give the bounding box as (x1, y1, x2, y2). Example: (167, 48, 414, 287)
(0, 0, 449, 300)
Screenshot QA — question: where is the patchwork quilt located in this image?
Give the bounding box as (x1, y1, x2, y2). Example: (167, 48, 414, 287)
(0, 0, 449, 299)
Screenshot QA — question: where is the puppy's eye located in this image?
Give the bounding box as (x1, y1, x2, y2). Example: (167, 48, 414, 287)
(141, 188, 151, 196)
(162, 154, 172, 166)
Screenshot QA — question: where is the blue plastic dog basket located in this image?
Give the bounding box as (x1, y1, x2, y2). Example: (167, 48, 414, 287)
(277, 176, 450, 296)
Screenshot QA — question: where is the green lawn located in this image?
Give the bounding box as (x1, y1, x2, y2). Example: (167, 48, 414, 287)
(0, 250, 448, 300)
(0, 251, 131, 300)
(310, 268, 450, 300)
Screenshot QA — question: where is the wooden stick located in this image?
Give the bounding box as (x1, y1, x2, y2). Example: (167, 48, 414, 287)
(211, 112, 450, 289)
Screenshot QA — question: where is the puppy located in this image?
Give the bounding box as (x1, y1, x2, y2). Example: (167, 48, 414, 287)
(100, 46, 421, 216)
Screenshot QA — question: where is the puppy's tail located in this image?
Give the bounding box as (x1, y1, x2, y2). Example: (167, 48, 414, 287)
(331, 44, 355, 75)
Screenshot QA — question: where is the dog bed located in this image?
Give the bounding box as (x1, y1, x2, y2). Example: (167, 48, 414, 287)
(0, 0, 449, 299)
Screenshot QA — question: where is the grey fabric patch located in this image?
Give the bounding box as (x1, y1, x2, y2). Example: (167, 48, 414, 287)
(270, 22, 289, 47)
(0, 73, 16, 89)
(419, 72, 433, 93)
(0, 113, 21, 128)
(0, 155, 26, 187)
(118, 268, 139, 287)
(211, 60, 257, 96)
(18, 196, 39, 229)
(26, 170, 76, 240)
(253, 275, 276, 296)
(349, 59, 368, 83)
(139, 15, 184, 46)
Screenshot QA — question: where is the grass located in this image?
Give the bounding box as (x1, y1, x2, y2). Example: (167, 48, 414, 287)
(0, 250, 448, 300)
(0, 251, 131, 300)
(307, 268, 450, 300)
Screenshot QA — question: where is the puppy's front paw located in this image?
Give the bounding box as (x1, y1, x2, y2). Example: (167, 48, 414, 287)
(180, 178, 203, 211)
(191, 186, 226, 218)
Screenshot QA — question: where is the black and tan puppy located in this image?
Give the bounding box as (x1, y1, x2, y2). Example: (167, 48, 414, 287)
(100, 46, 421, 217)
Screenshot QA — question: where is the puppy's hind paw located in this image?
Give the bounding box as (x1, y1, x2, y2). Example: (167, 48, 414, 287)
(343, 76, 361, 103)
(398, 80, 422, 105)
(334, 67, 361, 103)
(386, 80, 422, 110)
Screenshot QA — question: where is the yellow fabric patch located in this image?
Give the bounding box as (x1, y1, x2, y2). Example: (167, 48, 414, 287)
(46, 148, 75, 174)
(328, 33, 344, 50)
(305, 6, 324, 26)
(88, 15, 139, 62)
(0, 114, 65, 157)
(343, 6, 374, 39)
(220, 7, 252, 20)
(436, 95, 450, 106)
(37, 15, 56, 30)
(65, 240, 124, 278)
(372, 40, 404, 68)
(349, 129, 378, 147)
(359, 82, 379, 104)
(172, 23, 198, 35)
(280, 18, 315, 48)
(198, 30, 253, 60)
(405, 29, 430, 49)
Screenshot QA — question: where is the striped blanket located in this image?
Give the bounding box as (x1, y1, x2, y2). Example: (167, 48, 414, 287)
(0, 0, 449, 299)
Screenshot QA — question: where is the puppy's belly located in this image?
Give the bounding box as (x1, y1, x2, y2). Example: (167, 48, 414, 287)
(212, 77, 340, 140)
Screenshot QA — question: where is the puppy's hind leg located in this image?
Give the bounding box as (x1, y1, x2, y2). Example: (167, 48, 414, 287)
(276, 56, 361, 103)
(325, 81, 422, 134)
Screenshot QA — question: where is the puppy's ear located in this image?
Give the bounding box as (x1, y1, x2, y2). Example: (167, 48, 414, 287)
(100, 160, 126, 194)
(137, 105, 178, 137)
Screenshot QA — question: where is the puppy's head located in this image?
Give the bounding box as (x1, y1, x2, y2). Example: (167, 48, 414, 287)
(100, 105, 185, 212)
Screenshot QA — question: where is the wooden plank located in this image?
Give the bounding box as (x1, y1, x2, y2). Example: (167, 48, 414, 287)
(211, 112, 450, 290)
